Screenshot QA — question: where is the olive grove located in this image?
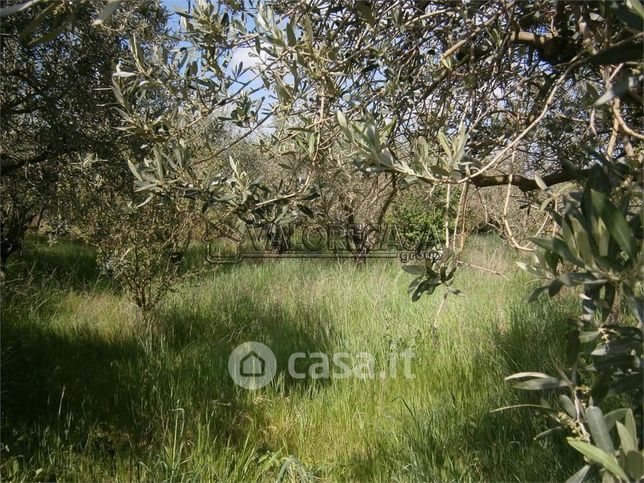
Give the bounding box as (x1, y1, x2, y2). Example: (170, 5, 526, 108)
(1, 0, 642, 480)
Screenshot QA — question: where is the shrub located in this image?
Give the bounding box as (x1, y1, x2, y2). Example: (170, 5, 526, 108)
(78, 193, 196, 320)
(389, 187, 458, 250)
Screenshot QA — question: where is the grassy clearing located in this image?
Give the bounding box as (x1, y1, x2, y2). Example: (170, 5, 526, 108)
(1, 235, 583, 481)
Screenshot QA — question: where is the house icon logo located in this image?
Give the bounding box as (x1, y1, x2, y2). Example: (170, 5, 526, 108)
(240, 351, 265, 377)
(228, 341, 276, 389)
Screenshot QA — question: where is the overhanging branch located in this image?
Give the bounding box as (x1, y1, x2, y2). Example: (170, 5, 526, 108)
(470, 168, 591, 192)
(0, 149, 52, 176)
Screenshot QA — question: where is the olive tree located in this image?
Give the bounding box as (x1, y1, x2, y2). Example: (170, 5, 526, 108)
(128, 1, 641, 478)
(247, 3, 641, 478)
(0, 0, 168, 278)
(0, 1, 203, 319)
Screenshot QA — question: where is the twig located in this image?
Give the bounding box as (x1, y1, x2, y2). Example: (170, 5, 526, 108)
(432, 291, 449, 330)
(502, 174, 535, 252)
(457, 260, 510, 280)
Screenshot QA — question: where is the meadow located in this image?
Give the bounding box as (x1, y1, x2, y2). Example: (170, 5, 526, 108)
(1, 235, 583, 481)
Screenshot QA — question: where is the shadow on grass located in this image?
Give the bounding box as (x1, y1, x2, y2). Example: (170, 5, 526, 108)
(6, 235, 109, 293)
(1, 317, 147, 447)
(1, 271, 338, 477)
(155, 291, 337, 397)
(493, 295, 576, 375)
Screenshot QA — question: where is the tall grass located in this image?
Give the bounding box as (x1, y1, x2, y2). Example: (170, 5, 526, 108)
(1, 235, 582, 481)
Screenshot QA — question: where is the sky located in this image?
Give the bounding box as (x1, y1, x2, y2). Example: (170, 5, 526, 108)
(160, 0, 268, 97)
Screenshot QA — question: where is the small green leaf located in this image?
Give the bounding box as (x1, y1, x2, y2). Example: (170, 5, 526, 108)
(437, 131, 452, 159)
(336, 111, 349, 132)
(506, 373, 567, 390)
(594, 75, 641, 106)
(297, 204, 314, 218)
(525, 285, 549, 303)
(127, 160, 142, 181)
(402, 265, 425, 275)
(365, 123, 380, 151)
(303, 14, 314, 41)
(548, 279, 565, 297)
(513, 377, 567, 390)
(558, 395, 577, 418)
(586, 406, 614, 454)
(565, 464, 591, 483)
(530, 237, 583, 267)
(604, 409, 629, 431)
(0, 0, 41, 17)
(93, 0, 122, 25)
(625, 451, 644, 482)
(286, 21, 297, 47)
(355, 1, 375, 25)
(534, 174, 548, 190)
(591, 190, 635, 258)
(571, 218, 593, 263)
(624, 409, 637, 445)
(623, 285, 644, 324)
(616, 422, 637, 453)
(429, 165, 450, 177)
(308, 133, 316, 156)
(566, 439, 629, 481)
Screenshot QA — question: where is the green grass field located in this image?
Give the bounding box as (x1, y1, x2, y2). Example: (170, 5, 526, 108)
(1, 236, 584, 481)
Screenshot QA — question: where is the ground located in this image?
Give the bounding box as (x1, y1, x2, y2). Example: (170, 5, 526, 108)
(1, 235, 582, 481)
